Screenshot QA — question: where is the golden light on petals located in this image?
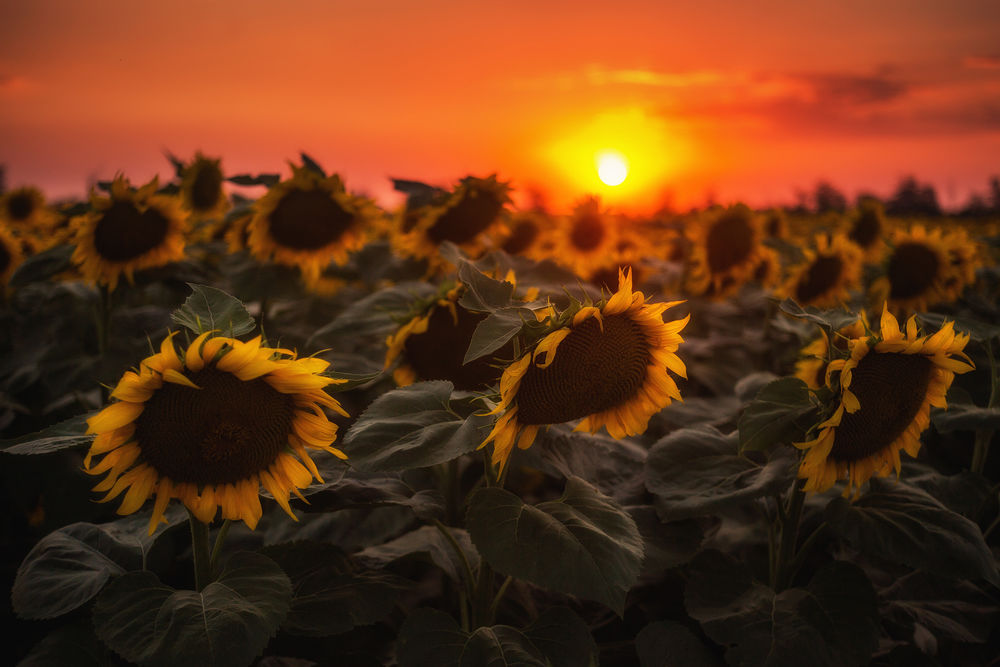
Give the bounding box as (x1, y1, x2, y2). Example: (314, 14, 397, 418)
(795, 306, 973, 497)
(480, 267, 687, 473)
(83, 332, 349, 534)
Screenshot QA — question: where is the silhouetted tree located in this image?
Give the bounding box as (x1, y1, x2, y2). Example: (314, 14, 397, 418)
(813, 180, 847, 214)
(989, 176, 1000, 212)
(885, 176, 941, 217)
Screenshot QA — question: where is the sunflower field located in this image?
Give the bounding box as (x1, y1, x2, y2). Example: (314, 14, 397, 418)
(2, 153, 999, 667)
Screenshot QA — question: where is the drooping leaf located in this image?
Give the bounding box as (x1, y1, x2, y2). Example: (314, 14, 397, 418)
(342, 381, 491, 472)
(0, 411, 94, 455)
(522, 607, 598, 667)
(264, 541, 401, 637)
(9, 244, 75, 286)
(12, 523, 133, 620)
(738, 377, 819, 453)
(355, 525, 480, 584)
(629, 506, 707, 581)
(457, 260, 514, 312)
(931, 403, 1000, 433)
(92, 551, 292, 667)
(170, 283, 255, 336)
(825, 479, 999, 585)
(297, 472, 444, 521)
(308, 281, 438, 346)
(645, 425, 796, 521)
(778, 299, 861, 334)
(460, 626, 547, 667)
(635, 620, 720, 667)
(685, 550, 880, 667)
(880, 571, 997, 645)
(902, 463, 993, 518)
(463, 307, 533, 364)
(396, 609, 468, 667)
(466, 477, 643, 614)
(18, 620, 114, 667)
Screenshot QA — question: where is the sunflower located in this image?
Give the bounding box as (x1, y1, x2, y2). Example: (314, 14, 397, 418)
(793, 313, 869, 390)
(180, 152, 230, 222)
(779, 233, 863, 308)
(500, 211, 550, 259)
(751, 245, 782, 291)
(71, 175, 187, 290)
(0, 186, 61, 238)
(941, 225, 984, 296)
(869, 225, 964, 314)
(795, 307, 973, 496)
(847, 199, 886, 261)
(83, 332, 349, 534)
(394, 175, 511, 267)
(762, 208, 788, 241)
(247, 165, 374, 282)
(553, 197, 619, 277)
(684, 204, 766, 299)
(480, 268, 688, 473)
(1, 223, 25, 286)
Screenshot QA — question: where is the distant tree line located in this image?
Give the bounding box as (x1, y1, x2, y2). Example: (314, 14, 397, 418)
(794, 175, 1000, 218)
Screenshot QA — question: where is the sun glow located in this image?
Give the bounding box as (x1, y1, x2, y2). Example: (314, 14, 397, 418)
(596, 150, 628, 186)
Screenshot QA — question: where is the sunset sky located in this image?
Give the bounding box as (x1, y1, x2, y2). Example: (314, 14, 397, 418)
(2, 0, 999, 213)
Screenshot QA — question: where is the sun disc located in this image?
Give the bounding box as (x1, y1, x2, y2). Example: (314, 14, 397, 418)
(596, 151, 628, 186)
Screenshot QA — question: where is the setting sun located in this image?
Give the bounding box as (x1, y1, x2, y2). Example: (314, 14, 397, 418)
(596, 150, 628, 186)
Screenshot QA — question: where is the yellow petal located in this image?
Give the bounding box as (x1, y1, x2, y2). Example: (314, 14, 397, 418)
(87, 401, 144, 435)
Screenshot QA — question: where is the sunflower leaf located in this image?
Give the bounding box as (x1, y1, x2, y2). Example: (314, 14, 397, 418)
(0, 411, 94, 455)
(459, 627, 548, 666)
(778, 299, 860, 334)
(738, 377, 819, 453)
(308, 281, 438, 346)
(17, 619, 114, 667)
(341, 381, 492, 472)
(12, 523, 137, 620)
(879, 571, 998, 645)
(92, 551, 292, 667)
(171, 283, 255, 337)
(825, 479, 1000, 585)
(300, 152, 326, 176)
(917, 312, 1000, 342)
(466, 476, 643, 615)
(931, 402, 1000, 433)
(263, 541, 401, 637)
(685, 550, 880, 667)
(226, 173, 281, 187)
(457, 260, 514, 312)
(9, 244, 75, 287)
(645, 425, 797, 521)
(356, 525, 480, 585)
(522, 607, 599, 667)
(463, 306, 533, 365)
(635, 621, 719, 667)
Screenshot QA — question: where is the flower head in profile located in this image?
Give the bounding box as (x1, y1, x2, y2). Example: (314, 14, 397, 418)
(795, 307, 973, 497)
(480, 268, 688, 473)
(70, 175, 187, 289)
(84, 332, 349, 534)
(180, 152, 230, 222)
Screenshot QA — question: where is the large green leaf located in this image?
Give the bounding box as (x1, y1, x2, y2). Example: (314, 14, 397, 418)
(296, 472, 444, 521)
(0, 411, 94, 455)
(635, 621, 720, 667)
(457, 260, 514, 312)
(342, 381, 491, 472)
(9, 244, 75, 286)
(466, 477, 643, 614)
(738, 377, 819, 453)
(11, 508, 185, 620)
(685, 550, 880, 667)
(18, 621, 114, 667)
(395, 608, 594, 667)
(92, 551, 292, 667)
(629, 506, 707, 580)
(825, 479, 999, 585)
(307, 281, 437, 346)
(778, 299, 861, 334)
(917, 312, 1000, 342)
(463, 306, 533, 364)
(170, 283, 255, 336)
(264, 541, 400, 637)
(645, 425, 796, 521)
(356, 525, 480, 584)
(880, 571, 997, 645)
(931, 403, 1000, 433)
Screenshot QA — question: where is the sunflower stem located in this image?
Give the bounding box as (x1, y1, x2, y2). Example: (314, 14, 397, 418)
(209, 519, 232, 574)
(774, 479, 806, 592)
(971, 339, 997, 475)
(432, 519, 476, 607)
(488, 575, 513, 622)
(188, 510, 213, 592)
(473, 560, 495, 629)
(786, 520, 828, 584)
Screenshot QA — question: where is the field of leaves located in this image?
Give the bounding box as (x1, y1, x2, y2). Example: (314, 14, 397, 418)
(2, 154, 999, 666)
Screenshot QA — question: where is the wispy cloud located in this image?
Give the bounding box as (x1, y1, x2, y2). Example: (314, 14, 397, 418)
(963, 55, 1000, 70)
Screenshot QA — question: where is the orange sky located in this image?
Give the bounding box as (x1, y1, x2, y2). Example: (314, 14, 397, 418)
(2, 0, 999, 213)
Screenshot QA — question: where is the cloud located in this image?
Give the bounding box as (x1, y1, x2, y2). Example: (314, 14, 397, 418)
(963, 55, 1000, 70)
(0, 74, 35, 95)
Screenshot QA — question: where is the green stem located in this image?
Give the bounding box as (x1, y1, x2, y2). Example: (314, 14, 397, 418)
(188, 510, 213, 591)
(209, 519, 232, 574)
(473, 560, 495, 629)
(482, 449, 498, 488)
(432, 519, 476, 603)
(971, 339, 997, 475)
(774, 479, 806, 592)
(488, 575, 513, 622)
(444, 459, 460, 525)
(786, 521, 827, 583)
